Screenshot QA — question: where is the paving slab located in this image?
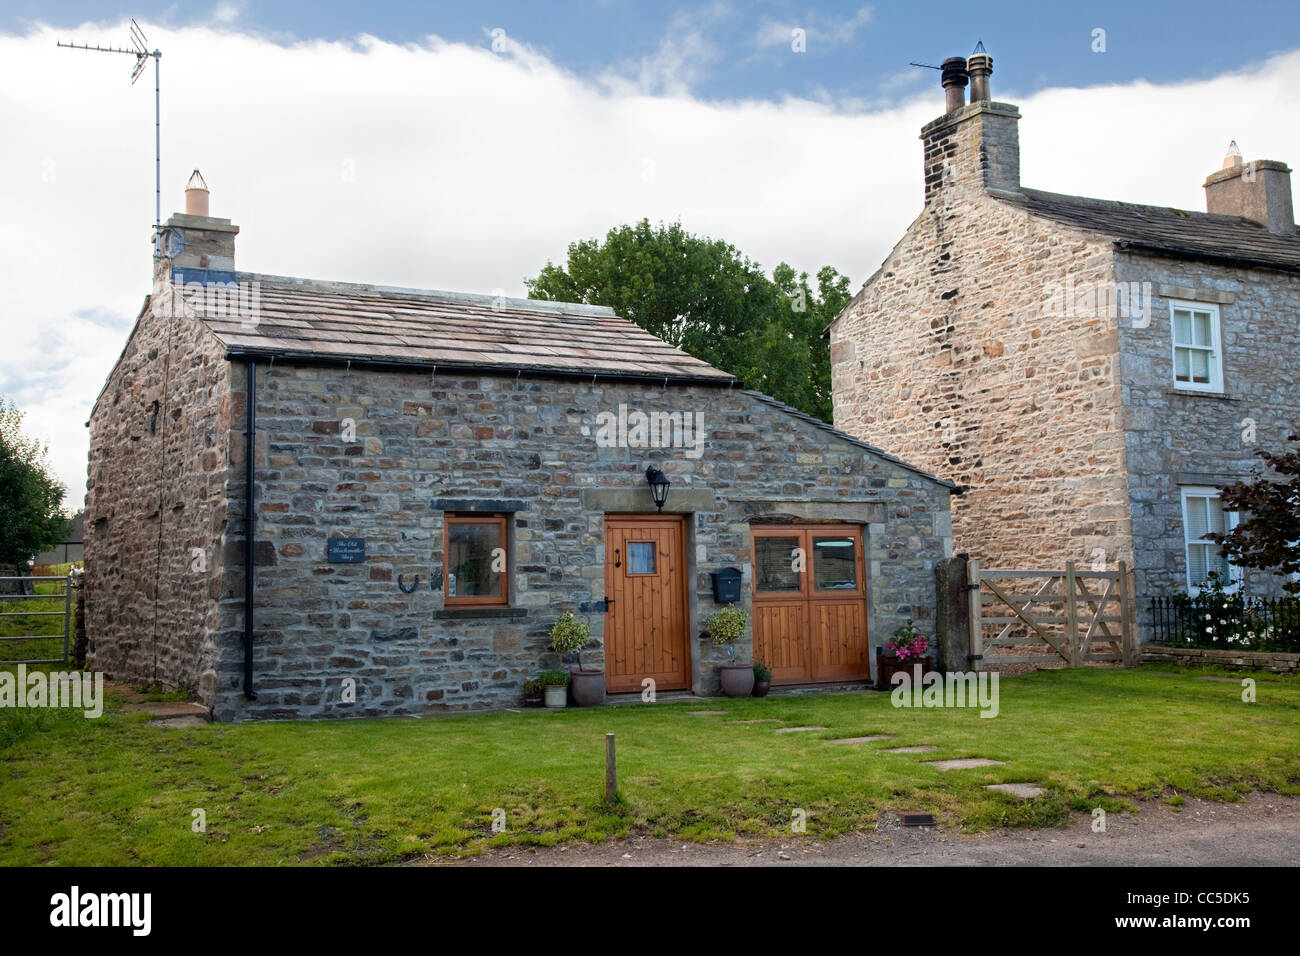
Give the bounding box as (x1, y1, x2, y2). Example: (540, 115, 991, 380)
(987, 783, 1046, 799)
(148, 716, 210, 729)
(774, 726, 827, 733)
(827, 735, 896, 744)
(883, 745, 938, 754)
(727, 719, 783, 724)
(124, 701, 210, 718)
(687, 710, 727, 716)
(925, 758, 1006, 771)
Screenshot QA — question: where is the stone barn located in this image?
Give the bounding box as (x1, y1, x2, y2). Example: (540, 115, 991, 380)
(85, 182, 955, 720)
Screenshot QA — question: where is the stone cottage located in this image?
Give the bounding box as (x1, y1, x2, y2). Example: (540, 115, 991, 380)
(828, 50, 1300, 636)
(84, 180, 955, 720)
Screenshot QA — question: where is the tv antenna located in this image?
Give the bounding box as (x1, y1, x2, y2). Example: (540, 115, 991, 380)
(58, 20, 163, 257)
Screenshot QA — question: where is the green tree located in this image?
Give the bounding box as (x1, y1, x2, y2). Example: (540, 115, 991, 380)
(525, 220, 849, 421)
(0, 398, 70, 586)
(1212, 436, 1300, 594)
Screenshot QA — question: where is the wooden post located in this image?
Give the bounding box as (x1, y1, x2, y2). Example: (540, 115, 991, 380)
(967, 559, 982, 671)
(604, 733, 617, 803)
(1064, 561, 1080, 667)
(1118, 560, 1135, 667)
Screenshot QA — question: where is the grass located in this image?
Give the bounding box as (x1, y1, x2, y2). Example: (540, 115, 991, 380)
(1, 666, 1297, 865)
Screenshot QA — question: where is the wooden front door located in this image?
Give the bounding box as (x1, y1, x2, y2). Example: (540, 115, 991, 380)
(604, 515, 690, 693)
(751, 525, 870, 684)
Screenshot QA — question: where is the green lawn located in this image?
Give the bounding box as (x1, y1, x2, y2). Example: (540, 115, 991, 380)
(1, 666, 1297, 865)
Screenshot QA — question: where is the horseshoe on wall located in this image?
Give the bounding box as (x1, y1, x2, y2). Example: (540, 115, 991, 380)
(397, 573, 421, 594)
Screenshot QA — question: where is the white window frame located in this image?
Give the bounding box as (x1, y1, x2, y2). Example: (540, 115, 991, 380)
(1180, 486, 1241, 594)
(1170, 300, 1224, 393)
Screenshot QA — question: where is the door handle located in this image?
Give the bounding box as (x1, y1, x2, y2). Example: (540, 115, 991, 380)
(614, 548, 621, 568)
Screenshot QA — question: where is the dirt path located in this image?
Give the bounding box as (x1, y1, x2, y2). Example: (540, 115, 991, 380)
(424, 792, 1300, 866)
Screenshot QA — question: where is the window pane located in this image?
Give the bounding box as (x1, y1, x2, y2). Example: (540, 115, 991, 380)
(1174, 348, 1190, 381)
(1208, 497, 1226, 536)
(812, 536, 857, 590)
(1192, 312, 1212, 347)
(1188, 542, 1209, 586)
(1186, 496, 1210, 540)
(627, 541, 656, 575)
(1173, 310, 1192, 345)
(754, 536, 801, 592)
(1191, 349, 1211, 383)
(447, 522, 502, 597)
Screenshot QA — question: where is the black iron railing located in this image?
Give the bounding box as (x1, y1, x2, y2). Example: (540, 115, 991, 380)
(1149, 594, 1300, 652)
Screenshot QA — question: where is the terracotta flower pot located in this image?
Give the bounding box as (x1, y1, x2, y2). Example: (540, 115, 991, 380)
(752, 679, 771, 698)
(569, 669, 605, 707)
(523, 692, 544, 708)
(719, 663, 755, 698)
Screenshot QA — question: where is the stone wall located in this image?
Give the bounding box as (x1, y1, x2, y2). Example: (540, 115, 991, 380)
(213, 366, 953, 720)
(1141, 645, 1300, 674)
(830, 177, 1132, 576)
(85, 275, 234, 707)
(1115, 252, 1300, 606)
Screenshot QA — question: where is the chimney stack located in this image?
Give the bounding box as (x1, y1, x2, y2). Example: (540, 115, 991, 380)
(920, 47, 1020, 204)
(1204, 143, 1296, 236)
(157, 169, 239, 283)
(940, 57, 969, 113)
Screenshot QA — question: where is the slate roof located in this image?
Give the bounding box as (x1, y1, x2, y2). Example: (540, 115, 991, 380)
(991, 187, 1300, 273)
(200, 273, 735, 384)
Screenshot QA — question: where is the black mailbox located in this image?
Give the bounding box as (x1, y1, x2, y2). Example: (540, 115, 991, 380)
(711, 567, 743, 604)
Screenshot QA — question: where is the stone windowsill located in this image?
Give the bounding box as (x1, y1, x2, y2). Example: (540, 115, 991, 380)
(434, 607, 528, 620)
(1164, 388, 1241, 402)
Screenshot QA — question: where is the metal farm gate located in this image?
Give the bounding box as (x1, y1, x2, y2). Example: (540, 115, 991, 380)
(0, 574, 74, 665)
(966, 561, 1136, 669)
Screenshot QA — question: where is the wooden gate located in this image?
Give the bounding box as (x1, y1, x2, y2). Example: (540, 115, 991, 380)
(967, 561, 1136, 669)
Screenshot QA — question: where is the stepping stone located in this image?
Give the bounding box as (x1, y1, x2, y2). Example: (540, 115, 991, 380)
(827, 735, 896, 744)
(148, 715, 209, 729)
(727, 719, 782, 724)
(125, 701, 210, 718)
(925, 758, 1006, 771)
(883, 745, 938, 754)
(687, 710, 726, 716)
(774, 726, 826, 733)
(987, 783, 1045, 799)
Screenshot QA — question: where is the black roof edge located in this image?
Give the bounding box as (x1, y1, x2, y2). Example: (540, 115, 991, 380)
(1114, 240, 1300, 275)
(222, 348, 738, 388)
(740, 389, 960, 491)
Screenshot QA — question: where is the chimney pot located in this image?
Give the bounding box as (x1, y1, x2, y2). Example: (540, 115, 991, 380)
(967, 52, 993, 103)
(940, 57, 969, 113)
(184, 168, 210, 217)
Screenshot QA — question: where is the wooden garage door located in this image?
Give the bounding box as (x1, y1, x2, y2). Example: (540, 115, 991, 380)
(751, 525, 869, 684)
(603, 515, 690, 693)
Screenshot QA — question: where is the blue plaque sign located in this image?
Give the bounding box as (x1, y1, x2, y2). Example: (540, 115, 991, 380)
(327, 537, 366, 563)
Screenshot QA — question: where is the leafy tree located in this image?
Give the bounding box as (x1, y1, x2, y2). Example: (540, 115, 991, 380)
(525, 220, 849, 421)
(0, 398, 70, 587)
(1211, 436, 1300, 594)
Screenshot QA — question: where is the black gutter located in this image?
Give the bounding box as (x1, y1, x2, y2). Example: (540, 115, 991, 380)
(222, 348, 738, 389)
(243, 359, 257, 700)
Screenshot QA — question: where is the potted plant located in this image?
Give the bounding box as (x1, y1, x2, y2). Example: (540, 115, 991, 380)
(539, 669, 569, 709)
(705, 604, 753, 697)
(522, 677, 545, 708)
(876, 619, 936, 690)
(751, 661, 772, 697)
(551, 612, 603, 707)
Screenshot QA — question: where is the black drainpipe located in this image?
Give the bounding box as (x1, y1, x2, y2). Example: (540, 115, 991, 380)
(243, 359, 257, 700)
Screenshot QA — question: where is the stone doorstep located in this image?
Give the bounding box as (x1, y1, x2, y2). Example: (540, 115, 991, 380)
(925, 758, 1006, 771)
(774, 726, 827, 733)
(883, 745, 939, 754)
(827, 734, 897, 744)
(986, 783, 1046, 799)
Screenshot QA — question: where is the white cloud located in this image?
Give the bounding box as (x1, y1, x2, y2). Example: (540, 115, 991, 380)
(211, 3, 243, 26)
(2, 20, 1300, 505)
(756, 5, 873, 51)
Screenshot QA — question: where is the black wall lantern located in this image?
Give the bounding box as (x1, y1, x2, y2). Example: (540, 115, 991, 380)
(645, 466, 671, 512)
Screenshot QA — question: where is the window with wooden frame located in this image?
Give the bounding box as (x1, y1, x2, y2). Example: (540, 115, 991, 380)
(443, 513, 509, 607)
(751, 525, 865, 599)
(1180, 487, 1239, 593)
(1171, 301, 1224, 393)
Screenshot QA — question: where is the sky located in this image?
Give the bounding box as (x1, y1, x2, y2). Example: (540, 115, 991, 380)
(2, 0, 1300, 507)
